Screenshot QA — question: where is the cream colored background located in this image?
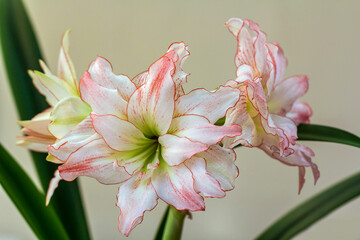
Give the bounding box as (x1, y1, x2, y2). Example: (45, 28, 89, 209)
(1, 1, 360, 239)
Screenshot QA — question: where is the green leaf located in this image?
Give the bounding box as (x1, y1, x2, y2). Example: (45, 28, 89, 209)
(0, 144, 70, 240)
(0, 0, 90, 239)
(298, 123, 360, 148)
(154, 207, 170, 240)
(156, 206, 187, 240)
(255, 171, 360, 240)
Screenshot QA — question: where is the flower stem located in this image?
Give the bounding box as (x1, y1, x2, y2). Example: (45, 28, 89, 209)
(161, 206, 187, 240)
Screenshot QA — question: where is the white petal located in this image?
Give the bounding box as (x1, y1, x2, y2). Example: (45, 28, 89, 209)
(268, 75, 309, 115)
(260, 143, 319, 193)
(46, 170, 62, 206)
(151, 163, 205, 211)
(30, 70, 74, 106)
(88, 57, 136, 101)
(117, 177, 158, 236)
(49, 96, 91, 139)
(127, 56, 175, 137)
(49, 117, 96, 162)
(57, 29, 77, 88)
(286, 100, 312, 125)
(174, 86, 240, 124)
(80, 71, 128, 119)
(185, 156, 225, 198)
(59, 138, 131, 184)
(159, 134, 208, 166)
(18, 108, 52, 136)
(196, 145, 238, 191)
(169, 115, 242, 146)
(91, 114, 151, 151)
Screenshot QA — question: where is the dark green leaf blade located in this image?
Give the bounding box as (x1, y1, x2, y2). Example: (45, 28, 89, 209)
(255, 171, 360, 240)
(298, 123, 360, 148)
(0, 0, 90, 239)
(0, 144, 70, 240)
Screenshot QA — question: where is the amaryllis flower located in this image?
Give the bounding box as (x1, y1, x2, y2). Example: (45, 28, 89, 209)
(17, 30, 91, 153)
(47, 42, 242, 236)
(223, 18, 319, 192)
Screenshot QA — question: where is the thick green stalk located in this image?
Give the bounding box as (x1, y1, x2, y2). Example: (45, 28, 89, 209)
(154, 207, 170, 240)
(0, 0, 90, 239)
(160, 206, 187, 240)
(0, 144, 70, 240)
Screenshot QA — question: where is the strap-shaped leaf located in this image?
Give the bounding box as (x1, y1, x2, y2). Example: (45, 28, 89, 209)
(0, 144, 69, 240)
(298, 123, 360, 148)
(0, 0, 90, 239)
(255, 171, 360, 240)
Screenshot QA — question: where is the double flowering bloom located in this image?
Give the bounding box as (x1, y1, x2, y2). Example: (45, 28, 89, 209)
(17, 18, 319, 236)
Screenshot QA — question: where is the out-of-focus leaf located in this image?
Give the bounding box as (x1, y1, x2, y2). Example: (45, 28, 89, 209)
(256, 171, 360, 240)
(0, 0, 90, 239)
(0, 144, 69, 240)
(298, 123, 360, 148)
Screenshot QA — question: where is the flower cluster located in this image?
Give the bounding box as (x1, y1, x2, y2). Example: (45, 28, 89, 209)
(17, 18, 318, 236)
(222, 18, 319, 193)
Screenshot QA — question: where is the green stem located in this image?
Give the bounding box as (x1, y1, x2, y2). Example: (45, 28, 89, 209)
(154, 207, 170, 240)
(161, 206, 187, 240)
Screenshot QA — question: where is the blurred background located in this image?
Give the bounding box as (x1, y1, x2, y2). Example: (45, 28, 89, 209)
(1, 1, 360, 239)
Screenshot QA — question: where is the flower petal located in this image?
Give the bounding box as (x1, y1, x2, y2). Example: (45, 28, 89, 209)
(265, 42, 287, 93)
(58, 138, 131, 184)
(117, 177, 158, 236)
(127, 55, 175, 137)
(225, 18, 267, 78)
(45, 170, 62, 206)
(57, 29, 77, 88)
(18, 108, 52, 136)
(151, 163, 205, 211)
(48, 96, 91, 139)
(185, 156, 225, 198)
(169, 115, 242, 146)
(16, 138, 53, 152)
(223, 93, 255, 148)
(116, 144, 159, 175)
(261, 143, 319, 193)
(286, 100, 312, 125)
(131, 42, 189, 99)
(132, 71, 148, 88)
(270, 114, 298, 146)
(30, 70, 74, 106)
(165, 42, 190, 98)
(80, 71, 128, 119)
(174, 86, 240, 124)
(268, 75, 309, 116)
(196, 145, 238, 191)
(158, 134, 208, 166)
(17, 109, 55, 152)
(87, 57, 136, 101)
(91, 114, 151, 151)
(48, 117, 96, 162)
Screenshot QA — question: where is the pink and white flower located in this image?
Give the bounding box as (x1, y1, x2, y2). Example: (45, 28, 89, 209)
(47, 42, 242, 236)
(17, 30, 91, 153)
(223, 18, 319, 193)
